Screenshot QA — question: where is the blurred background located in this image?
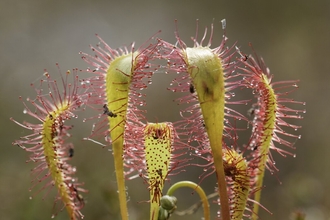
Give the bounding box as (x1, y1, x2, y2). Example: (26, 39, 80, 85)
(1, 0, 329, 219)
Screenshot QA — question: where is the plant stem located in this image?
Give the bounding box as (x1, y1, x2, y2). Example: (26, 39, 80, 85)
(112, 141, 129, 220)
(206, 122, 231, 220)
(167, 181, 210, 220)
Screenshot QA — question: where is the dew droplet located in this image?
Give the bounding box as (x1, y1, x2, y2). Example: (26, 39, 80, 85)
(29, 196, 32, 200)
(293, 154, 296, 158)
(298, 135, 301, 139)
(221, 19, 226, 29)
(23, 109, 27, 114)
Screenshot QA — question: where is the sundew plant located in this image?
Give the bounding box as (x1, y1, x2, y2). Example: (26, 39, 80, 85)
(11, 20, 305, 220)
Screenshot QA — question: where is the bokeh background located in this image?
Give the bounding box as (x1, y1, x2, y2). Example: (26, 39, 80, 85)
(1, 0, 329, 219)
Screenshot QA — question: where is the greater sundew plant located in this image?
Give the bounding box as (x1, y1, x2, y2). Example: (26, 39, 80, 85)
(11, 66, 89, 219)
(12, 20, 305, 220)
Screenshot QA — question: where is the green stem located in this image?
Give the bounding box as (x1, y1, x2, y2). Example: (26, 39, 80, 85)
(207, 128, 230, 220)
(112, 141, 128, 220)
(166, 181, 210, 220)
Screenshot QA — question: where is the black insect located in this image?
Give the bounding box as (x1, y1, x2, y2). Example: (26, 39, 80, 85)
(69, 147, 74, 157)
(242, 54, 249, 61)
(189, 83, 195, 94)
(103, 104, 117, 118)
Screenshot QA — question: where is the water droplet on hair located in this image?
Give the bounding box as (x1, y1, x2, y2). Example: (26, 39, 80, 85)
(221, 19, 226, 29)
(23, 109, 27, 114)
(298, 135, 301, 139)
(293, 154, 296, 158)
(302, 102, 306, 106)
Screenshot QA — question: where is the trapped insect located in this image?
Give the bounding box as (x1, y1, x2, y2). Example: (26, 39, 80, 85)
(189, 83, 195, 94)
(69, 147, 74, 157)
(103, 104, 117, 118)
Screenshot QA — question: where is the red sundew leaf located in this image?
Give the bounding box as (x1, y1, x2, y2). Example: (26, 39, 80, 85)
(11, 65, 89, 220)
(159, 20, 252, 220)
(79, 34, 160, 147)
(237, 48, 305, 218)
(79, 34, 161, 220)
(159, 20, 248, 157)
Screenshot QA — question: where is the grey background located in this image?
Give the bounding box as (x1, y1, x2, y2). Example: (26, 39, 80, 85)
(1, 0, 329, 219)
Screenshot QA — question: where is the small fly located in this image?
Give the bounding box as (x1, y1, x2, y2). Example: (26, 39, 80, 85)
(189, 83, 195, 94)
(103, 104, 117, 118)
(69, 147, 74, 157)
